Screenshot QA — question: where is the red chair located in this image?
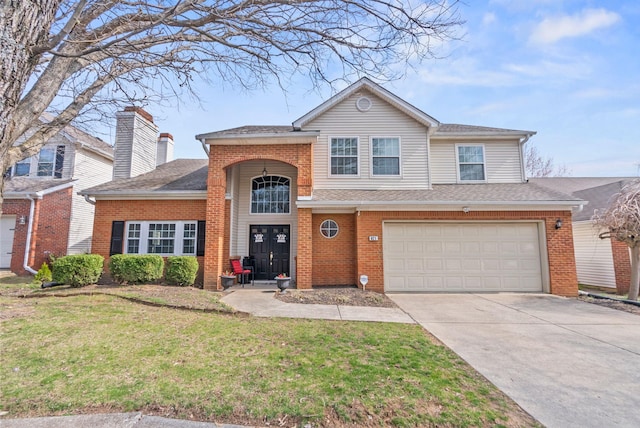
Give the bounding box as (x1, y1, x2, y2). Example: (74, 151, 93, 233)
(230, 259, 254, 286)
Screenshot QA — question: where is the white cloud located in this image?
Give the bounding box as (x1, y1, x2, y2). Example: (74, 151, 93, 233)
(482, 12, 497, 26)
(530, 8, 620, 45)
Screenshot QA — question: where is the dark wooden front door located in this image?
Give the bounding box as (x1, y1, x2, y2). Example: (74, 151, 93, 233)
(249, 225, 291, 280)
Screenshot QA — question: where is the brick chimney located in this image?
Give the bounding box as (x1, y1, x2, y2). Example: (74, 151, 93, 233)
(113, 107, 159, 179)
(156, 132, 174, 167)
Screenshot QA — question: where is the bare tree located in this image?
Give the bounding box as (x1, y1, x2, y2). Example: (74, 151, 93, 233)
(525, 144, 570, 177)
(593, 180, 640, 300)
(0, 0, 463, 203)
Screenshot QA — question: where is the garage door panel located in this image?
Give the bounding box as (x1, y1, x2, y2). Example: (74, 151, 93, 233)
(384, 222, 543, 292)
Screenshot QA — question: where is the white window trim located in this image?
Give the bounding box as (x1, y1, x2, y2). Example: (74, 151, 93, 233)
(328, 136, 360, 177)
(369, 136, 402, 178)
(125, 221, 198, 256)
(36, 147, 56, 177)
(248, 174, 292, 216)
(319, 219, 339, 239)
(455, 143, 487, 183)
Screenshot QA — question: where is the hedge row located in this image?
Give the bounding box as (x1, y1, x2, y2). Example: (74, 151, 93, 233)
(109, 254, 199, 286)
(45, 254, 199, 287)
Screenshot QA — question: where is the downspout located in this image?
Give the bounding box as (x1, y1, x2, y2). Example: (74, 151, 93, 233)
(84, 195, 96, 205)
(519, 134, 532, 181)
(199, 138, 209, 156)
(23, 196, 38, 275)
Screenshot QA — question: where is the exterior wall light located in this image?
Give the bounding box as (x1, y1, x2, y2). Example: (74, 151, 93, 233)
(555, 219, 563, 229)
(19, 215, 27, 225)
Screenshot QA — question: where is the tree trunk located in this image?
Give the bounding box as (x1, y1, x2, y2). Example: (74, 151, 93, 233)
(0, 0, 62, 209)
(629, 245, 640, 301)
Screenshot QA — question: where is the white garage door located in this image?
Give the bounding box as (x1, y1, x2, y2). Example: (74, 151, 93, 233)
(384, 222, 544, 292)
(1, 215, 16, 269)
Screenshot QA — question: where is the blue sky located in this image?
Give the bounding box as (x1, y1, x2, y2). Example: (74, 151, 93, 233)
(115, 0, 640, 177)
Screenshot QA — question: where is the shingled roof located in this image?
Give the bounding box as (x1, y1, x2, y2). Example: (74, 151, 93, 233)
(80, 159, 208, 197)
(530, 177, 638, 221)
(4, 177, 75, 196)
(298, 182, 582, 209)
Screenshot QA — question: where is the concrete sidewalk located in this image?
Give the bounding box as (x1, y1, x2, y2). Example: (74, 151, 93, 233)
(0, 412, 251, 428)
(221, 289, 415, 323)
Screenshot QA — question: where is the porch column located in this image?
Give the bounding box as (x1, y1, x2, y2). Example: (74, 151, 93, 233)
(204, 164, 227, 290)
(296, 207, 312, 289)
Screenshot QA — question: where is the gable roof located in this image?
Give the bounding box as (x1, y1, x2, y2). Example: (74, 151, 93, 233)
(40, 112, 114, 159)
(433, 123, 535, 138)
(292, 77, 440, 129)
(530, 177, 638, 221)
(80, 159, 208, 199)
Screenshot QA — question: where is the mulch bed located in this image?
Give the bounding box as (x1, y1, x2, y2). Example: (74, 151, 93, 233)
(275, 287, 398, 308)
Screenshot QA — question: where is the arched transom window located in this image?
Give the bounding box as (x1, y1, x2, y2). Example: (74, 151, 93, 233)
(251, 176, 290, 214)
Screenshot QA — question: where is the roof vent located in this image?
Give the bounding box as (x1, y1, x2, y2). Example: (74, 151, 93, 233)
(356, 96, 372, 112)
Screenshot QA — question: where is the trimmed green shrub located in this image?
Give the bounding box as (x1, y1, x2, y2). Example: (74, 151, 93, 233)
(109, 254, 164, 284)
(165, 256, 199, 286)
(34, 262, 53, 284)
(52, 254, 104, 287)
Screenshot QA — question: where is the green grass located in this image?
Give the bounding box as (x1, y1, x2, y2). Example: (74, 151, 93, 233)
(0, 291, 537, 427)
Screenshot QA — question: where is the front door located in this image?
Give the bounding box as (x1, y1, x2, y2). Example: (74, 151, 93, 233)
(249, 225, 291, 280)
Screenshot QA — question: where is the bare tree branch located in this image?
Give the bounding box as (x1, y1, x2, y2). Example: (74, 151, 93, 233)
(593, 180, 640, 300)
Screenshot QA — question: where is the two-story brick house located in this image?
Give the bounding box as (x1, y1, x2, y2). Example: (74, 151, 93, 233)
(83, 78, 584, 295)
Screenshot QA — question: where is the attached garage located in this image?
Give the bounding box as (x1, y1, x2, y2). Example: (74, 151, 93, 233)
(383, 222, 546, 292)
(1, 215, 16, 269)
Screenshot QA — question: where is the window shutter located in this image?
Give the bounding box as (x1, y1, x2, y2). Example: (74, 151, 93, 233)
(197, 220, 206, 256)
(110, 221, 125, 256)
(54, 145, 65, 178)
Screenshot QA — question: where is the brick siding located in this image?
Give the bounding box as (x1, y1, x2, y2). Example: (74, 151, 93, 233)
(611, 239, 632, 295)
(92, 199, 207, 281)
(312, 214, 357, 286)
(3, 188, 72, 275)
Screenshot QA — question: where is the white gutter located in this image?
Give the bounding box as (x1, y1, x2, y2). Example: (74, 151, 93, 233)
(23, 195, 38, 275)
(199, 138, 209, 156)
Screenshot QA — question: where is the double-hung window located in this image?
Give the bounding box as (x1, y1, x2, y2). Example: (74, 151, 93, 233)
(457, 145, 486, 182)
(125, 221, 197, 255)
(371, 137, 400, 176)
(330, 137, 358, 175)
(37, 147, 55, 177)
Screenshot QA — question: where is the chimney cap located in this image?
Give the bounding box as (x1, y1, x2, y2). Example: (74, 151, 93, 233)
(159, 132, 174, 140)
(123, 106, 154, 123)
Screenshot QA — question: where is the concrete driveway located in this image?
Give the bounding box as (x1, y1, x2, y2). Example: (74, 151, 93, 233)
(388, 293, 640, 428)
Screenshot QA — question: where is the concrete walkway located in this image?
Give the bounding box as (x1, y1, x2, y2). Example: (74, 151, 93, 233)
(388, 293, 640, 428)
(221, 288, 415, 323)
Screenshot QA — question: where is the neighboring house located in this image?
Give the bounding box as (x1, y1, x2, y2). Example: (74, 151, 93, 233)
(531, 177, 636, 294)
(82, 78, 584, 295)
(1, 117, 115, 274)
(0, 108, 174, 276)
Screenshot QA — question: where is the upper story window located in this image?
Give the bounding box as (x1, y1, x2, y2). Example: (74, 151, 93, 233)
(457, 145, 486, 182)
(330, 137, 358, 175)
(371, 137, 400, 176)
(125, 221, 197, 255)
(13, 159, 31, 176)
(251, 175, 290, 214)
(11, 145, 65, 178)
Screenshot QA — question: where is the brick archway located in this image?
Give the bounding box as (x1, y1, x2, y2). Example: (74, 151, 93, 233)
(203, 143, 313, 290)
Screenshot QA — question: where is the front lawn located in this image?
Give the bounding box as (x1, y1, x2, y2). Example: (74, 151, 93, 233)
(0, 283, 537, 427)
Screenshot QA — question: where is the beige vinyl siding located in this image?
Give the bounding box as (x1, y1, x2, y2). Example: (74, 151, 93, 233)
(573, 222, 616, 288)
(485, 141, 524, 183)
(306, 90, 430, 189)
(230, 160, 298, 278)
(429, 142, 457, 184)
(430, 139, 523, 184)
(67, 149, 113, 254)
